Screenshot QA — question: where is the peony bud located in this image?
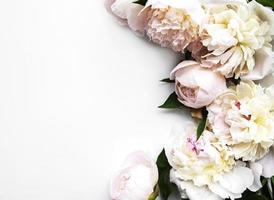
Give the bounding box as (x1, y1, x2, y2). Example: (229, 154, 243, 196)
(170, 61, 227, 109)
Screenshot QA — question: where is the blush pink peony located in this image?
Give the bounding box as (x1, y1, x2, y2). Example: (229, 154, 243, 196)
(170, 61, 227, 109)
(144, 0, 204, 52)
(105, 0, 148, 34)
(110, 151, 158, 200)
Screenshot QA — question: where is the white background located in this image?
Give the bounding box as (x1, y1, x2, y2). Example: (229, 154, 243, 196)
(0, 0, 189, 199)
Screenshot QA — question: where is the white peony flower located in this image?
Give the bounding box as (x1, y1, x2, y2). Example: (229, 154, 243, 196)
(165, 123, 254, 200)
(145, 0, 205, 52)
(208, 81, 274, 161)
(200, 0, 274, 80)
(110, 151, 158, 200)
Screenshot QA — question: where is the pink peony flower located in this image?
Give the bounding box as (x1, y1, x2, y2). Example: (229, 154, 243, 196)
(144, 0, 204, 52)
(170, 61, 227, 109)
(110, 151, 158, 200)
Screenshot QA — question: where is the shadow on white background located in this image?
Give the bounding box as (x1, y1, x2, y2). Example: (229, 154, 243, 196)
(0, 0, 189, 199)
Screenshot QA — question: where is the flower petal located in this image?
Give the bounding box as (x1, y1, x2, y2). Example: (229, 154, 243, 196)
(257, 147, 274, 178)
(248, 162, 263, 192)
(249, 0, 274, 35)
(242, 47, 274, 81)
(208, 182, 241, 199)
(170, 170, 221, 200)
(218, 163, 254, 194)
(145, 0, 205, 25)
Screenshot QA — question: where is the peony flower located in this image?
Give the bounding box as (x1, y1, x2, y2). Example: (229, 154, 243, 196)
(200, 0, 274, 80)
(105, 0, 148, 34)
(170, 61, 227, 109)
(144, 0, 205, 52)
(165, 123, 254, 200)
(110, 151, 158, 200)
(207, 81, 274, 161)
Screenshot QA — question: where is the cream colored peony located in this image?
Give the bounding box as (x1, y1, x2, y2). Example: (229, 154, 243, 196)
(208, 81, 274, 162)
(166, 123, 255, 200)
(200, 0, 274, 80)
(145, 0, 205, 52)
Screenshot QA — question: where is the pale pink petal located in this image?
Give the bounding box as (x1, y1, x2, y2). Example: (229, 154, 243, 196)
(170, 61, 198, 80)
(126, 5, 147, 33)
(145, 0, 205, 25)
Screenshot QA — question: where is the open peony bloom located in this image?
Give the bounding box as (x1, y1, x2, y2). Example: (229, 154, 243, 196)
(165, 123, 254, 200)
(145, 0, 204, 52)
(105, 0, 148, 34)
(207, 81, 274, 161)
(170, 61, 227, 109)
(200, 0, 274, 80)
(110, 151, 158, 200)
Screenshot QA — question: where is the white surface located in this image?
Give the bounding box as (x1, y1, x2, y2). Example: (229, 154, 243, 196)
(0, 1, 188, 199)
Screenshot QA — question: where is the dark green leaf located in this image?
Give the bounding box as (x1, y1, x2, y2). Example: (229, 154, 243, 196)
(160, 78, 175, 83)
(242, 191, 268, 200)
(255, 0, 274, 8)
(196, 108, 208, 140)
(159, 92, 184, 109)
(227, 77, 241, 86)
(184, 50, 193, 60)
(156, 149, 179, 200)
(133, 0, 147, 6)
(262, 178, 268, 186)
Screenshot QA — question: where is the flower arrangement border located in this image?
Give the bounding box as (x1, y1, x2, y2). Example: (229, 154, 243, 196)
(106, 0, 274, 200)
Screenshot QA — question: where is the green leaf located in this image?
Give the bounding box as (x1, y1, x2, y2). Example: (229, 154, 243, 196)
(148, 186, 159, 200)
(159, 92, 184, 109)
(156, 149, 179, 200)
(272, 176, 274, 185)
(148, 195, 158, 200)
(196, 108, 208, 140)
(255, 0, 274, 8)
(184, 50, 193, 60)
(262, 178, 268, 186)
(160, 78, 175, 83)
(227, 77, 241, 86)
(133, 0, 147, 6)
(242, 191, 268, 200)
